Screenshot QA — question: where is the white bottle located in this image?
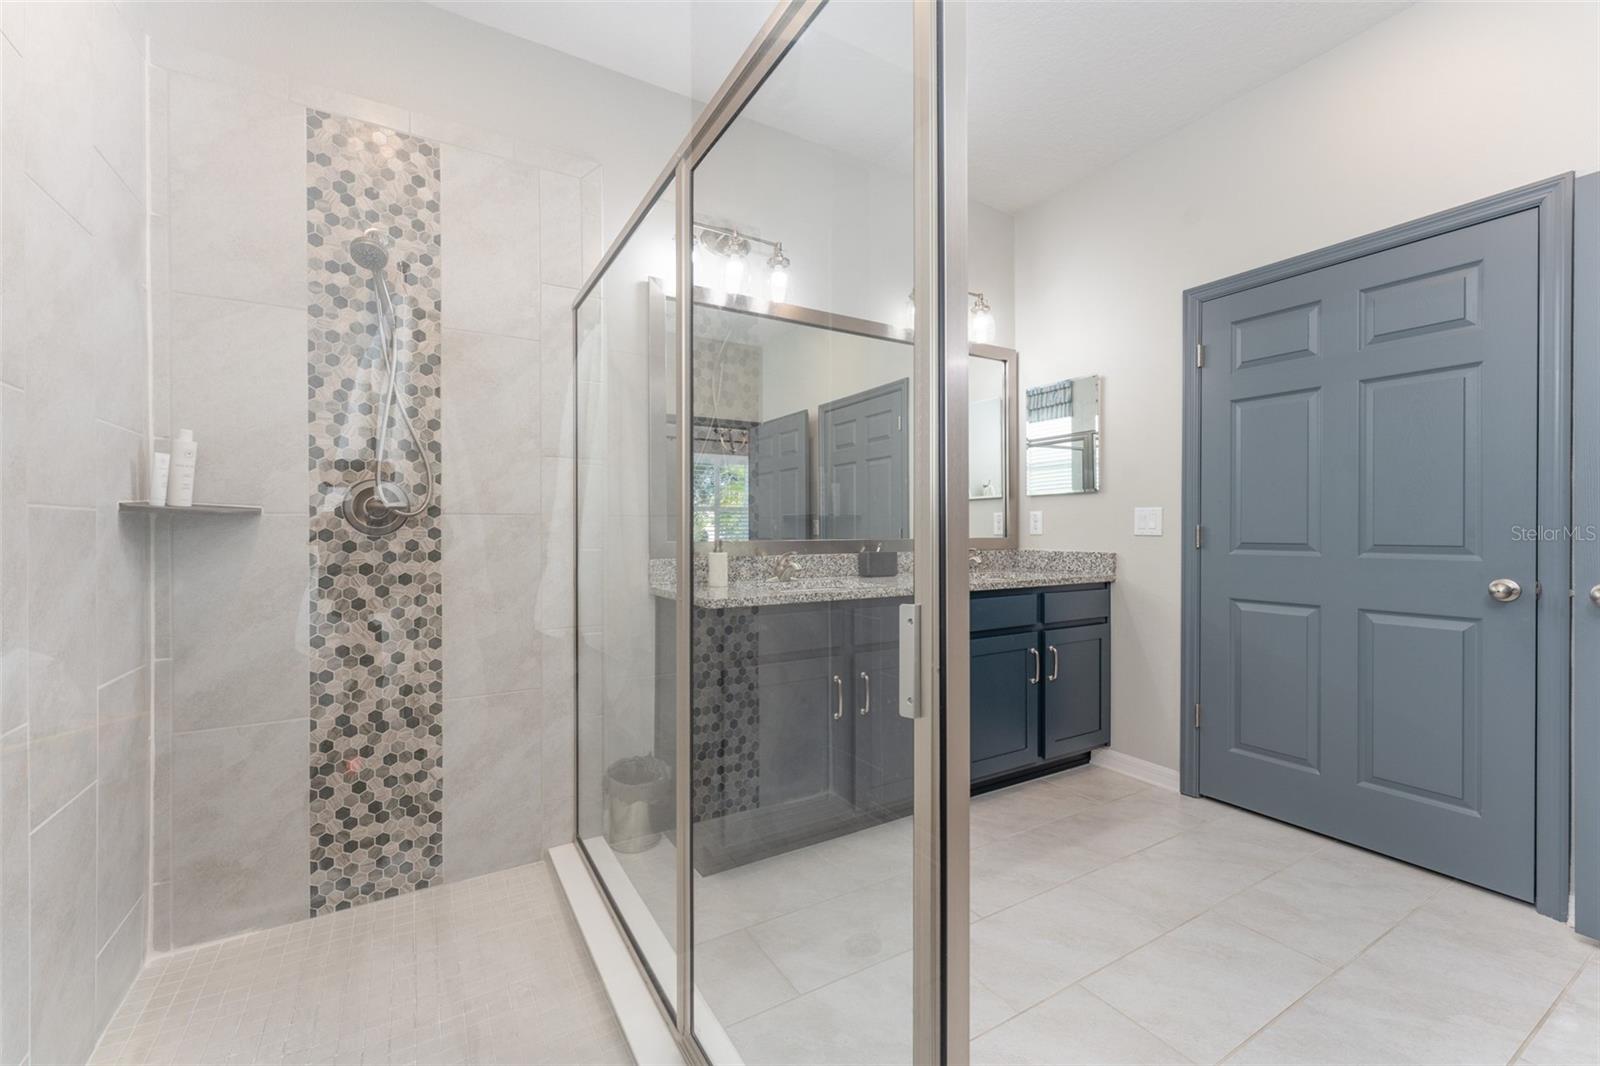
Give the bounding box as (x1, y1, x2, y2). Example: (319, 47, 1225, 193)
(166, 429, 198, 507)
(148, 450, 171, 505)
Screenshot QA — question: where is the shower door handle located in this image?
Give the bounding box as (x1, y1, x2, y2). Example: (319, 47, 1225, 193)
(831, 675, 844, 720)
(898, 603, 920, 719)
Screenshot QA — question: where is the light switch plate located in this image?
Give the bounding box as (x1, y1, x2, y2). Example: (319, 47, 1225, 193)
(1134, 507, 1163, 536)
(1029, 510, 1043, 535)
(991, 511, 1004, 535)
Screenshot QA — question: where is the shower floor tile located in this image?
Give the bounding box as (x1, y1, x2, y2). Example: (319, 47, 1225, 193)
(91, 863, 632, 1066)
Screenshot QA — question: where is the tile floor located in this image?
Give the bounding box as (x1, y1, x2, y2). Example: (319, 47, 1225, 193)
(89, 765, 1600, 1066)
(614, 763, 1600, 1065)
(90, 864, 630, 1066)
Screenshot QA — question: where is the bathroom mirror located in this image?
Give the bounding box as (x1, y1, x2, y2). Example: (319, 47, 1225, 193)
(968, 344, 1019, 546)
(649, 280, 1020, 549)
(1025, 375, 1101, 495)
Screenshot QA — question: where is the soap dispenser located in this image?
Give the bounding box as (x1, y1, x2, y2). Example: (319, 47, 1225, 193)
(707, 537, 729, 590)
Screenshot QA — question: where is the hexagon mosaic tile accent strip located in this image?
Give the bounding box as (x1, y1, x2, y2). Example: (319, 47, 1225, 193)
(305, 109, 445, 915)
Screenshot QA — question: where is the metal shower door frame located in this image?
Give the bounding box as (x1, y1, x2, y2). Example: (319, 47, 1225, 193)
(568, 1, 973, 1061)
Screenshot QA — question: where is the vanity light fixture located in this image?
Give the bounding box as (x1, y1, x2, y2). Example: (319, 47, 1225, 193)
(969, 291, 996, 343)
(694, 223, 789, 303)
(899, 290, 997, 341)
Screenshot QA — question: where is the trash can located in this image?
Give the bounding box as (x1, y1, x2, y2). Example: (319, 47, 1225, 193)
(605, 755, 671, 853)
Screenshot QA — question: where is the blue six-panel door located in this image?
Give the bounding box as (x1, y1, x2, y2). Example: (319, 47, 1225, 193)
(1198, 209, 1540, 900)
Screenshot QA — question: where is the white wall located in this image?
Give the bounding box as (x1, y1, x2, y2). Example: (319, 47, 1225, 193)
(1013, 1, 1600, 771)
(129, 1, 1017, 330)
(0, 4, 153, 1062)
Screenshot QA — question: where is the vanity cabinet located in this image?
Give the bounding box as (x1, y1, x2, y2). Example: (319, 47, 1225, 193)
(970, 583, 1111, 788)
(688, 581, 1110, 868)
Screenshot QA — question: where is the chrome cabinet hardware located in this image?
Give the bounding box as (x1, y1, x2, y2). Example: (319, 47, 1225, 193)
(1028, 647, 1041, 684)
(1047, 645, 1060, 682)
(832, 674, 844, 720)
(1589, 584, 1600, 607)
(859, 671, 871, 716)
(1488, 578, 1522, 603)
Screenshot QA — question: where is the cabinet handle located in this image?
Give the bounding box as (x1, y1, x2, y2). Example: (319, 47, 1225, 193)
(859, 670, 872, 716)
(1028, 647, 1041, 685)
(1047, 645, 1059, 683)
(832, 674, 844, 720)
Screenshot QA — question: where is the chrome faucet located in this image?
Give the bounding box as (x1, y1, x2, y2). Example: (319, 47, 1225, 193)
(969, 547, 984, 572)
(770, 551, 801, 581)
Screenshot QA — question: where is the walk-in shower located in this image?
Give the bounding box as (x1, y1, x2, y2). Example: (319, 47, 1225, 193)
(341, 227, 436, 535)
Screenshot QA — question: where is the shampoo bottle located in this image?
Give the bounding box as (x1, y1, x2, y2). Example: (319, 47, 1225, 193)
(166, 429, 198, 507)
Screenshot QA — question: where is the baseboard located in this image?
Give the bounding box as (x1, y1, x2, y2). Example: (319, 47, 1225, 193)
(549, 843, 685, 1066)
(1091, 747, 1180, 792)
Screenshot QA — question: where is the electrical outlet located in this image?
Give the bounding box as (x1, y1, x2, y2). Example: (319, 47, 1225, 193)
(1029, 510, 1043, 535)
(991, 511, 1004, 535)
(1134, 507, 1164, 536)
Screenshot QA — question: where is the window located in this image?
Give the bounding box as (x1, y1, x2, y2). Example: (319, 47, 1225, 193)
(692, 451, 750, 543)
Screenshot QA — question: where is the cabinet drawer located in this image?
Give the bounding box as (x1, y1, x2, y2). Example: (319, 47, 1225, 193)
(971, 593, 1039, 631)
(848, 599, 910, 647)
(753, 603, 839, 660)
(1042, 587, 1109, 625)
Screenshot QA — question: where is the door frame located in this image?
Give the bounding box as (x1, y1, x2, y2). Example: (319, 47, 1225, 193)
(1179, 174, 1575, 920)
(1573, 171, 1599, 939)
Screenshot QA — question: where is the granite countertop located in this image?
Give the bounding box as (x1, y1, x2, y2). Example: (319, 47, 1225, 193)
(649, 549, 1115, 608)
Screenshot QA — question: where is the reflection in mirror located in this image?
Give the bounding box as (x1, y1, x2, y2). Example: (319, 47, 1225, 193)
(659, 288, 916, 544)
(969, 354, 1008, 538)
(1026, 375, 1102, 495)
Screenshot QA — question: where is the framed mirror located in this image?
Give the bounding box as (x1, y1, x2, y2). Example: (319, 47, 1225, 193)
(1025, 375, 1101, 495)
(647, 279, 1022, 550)
(969, 343, 1020, 546)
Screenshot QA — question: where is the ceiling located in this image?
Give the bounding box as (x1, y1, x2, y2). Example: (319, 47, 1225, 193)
(433, 0, 1408, 213)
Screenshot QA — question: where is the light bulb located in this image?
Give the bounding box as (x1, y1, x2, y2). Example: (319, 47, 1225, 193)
(969, 292, 996, 343)
(724, 247, 746, 295)
(766, 244, 790, 304)
(693, 234, 723, 302)
(971, 307, 995, 343)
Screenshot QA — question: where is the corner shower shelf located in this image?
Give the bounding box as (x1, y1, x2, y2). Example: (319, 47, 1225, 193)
(118, 501, 263, 516)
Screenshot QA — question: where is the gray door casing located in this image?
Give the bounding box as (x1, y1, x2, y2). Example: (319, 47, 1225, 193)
(750, 409, 810, 540)
(1181, 175, 1574, 919)
(818, 379, 910, 540)
(1574, 172, 1599, 940)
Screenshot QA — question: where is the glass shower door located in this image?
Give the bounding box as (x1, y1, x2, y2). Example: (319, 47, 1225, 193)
(684, 2, 966, 1061)
(573, 1, 968, 1059)
(574, 182, 684, 1014)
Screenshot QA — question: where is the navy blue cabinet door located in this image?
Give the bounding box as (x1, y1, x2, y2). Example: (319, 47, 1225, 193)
(1043, 623, 1110, 758)
(853, 645, 912, 814)
(971, 631, 1042, 779)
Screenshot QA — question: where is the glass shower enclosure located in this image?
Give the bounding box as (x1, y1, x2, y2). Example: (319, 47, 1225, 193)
(571, 2, 971, 1060)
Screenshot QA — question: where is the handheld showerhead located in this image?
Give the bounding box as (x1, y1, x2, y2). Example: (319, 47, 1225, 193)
(340, 226, 433, 536)
(348, 229, 392, 272)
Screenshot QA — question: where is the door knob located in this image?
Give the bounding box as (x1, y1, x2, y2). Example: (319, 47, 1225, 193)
(1589, 584, 1600, 607)
(1488, 578, 1522, 603)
